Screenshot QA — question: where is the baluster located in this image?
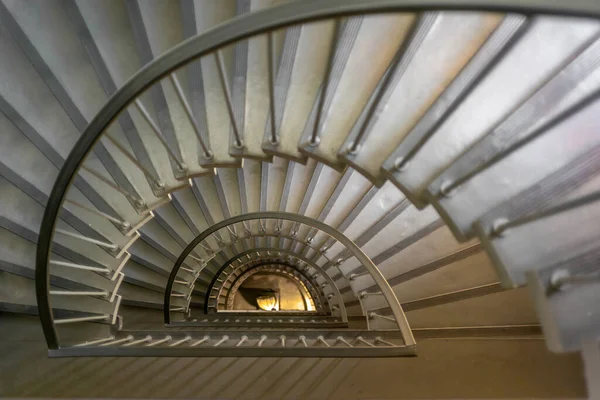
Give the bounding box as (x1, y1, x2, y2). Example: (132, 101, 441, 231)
(99, 335, 134, 347)
(355, 336, 375, 347)
(49, 260, 111, 275)
(213, 335, 229, 347)
(123, 335, 152, 347)
(73, 336, 115, 347)
(55, 228, 118, 250)
(169, 336, 192, 347)
(374, 337, 396, 347)
(298, 335, 308, 347)
(336, 336, 353, 347)
(258, 335, 267, 347)
(316, 336, 330, 347)
(190, 336, 210, 347)
(146, 336, 172, 347)
(235, 336, 249, 347)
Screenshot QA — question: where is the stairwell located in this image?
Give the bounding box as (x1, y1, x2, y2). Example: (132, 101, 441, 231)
(0, 0, 599, 398)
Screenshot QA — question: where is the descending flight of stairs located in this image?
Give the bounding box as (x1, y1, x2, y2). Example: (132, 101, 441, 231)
(0, 0, 598, 384)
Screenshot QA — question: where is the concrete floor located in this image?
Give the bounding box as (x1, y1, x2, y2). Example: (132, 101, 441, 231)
(0, 315, 586, 399)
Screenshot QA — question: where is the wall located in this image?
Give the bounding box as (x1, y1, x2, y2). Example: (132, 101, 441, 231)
(0, 315, 587, 399)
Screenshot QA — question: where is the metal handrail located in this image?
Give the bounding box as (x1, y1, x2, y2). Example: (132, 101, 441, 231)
(164, 212, 413, 345)
(36, 0, 596, 350)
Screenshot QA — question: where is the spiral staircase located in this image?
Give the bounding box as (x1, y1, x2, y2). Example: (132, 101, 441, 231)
(1, 0, 600, 398)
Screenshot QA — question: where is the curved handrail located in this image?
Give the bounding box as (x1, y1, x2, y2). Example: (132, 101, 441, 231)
(199, 249, 343, 318)
(37, 0, 596, 350)
(206, 260, 327, 314)
(164, 212, 412, 344)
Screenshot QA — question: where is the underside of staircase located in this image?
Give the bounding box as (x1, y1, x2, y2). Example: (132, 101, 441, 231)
(0, 0, 599, 398)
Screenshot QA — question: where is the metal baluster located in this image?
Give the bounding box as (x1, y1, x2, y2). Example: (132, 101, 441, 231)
(494, 190, 600, 237)
(374, 337, 396, 347)
(266, 31, 279, 145)
(134, 99, 187, 171)
(305, 231, 315, 244)
(49, 260, 111, 275)
(55, 228, 118, 250)
(214, 50, 243, 148)
(279, 335, 286, 347)
(214, 335, 229, 347)
(146, 336, 172, 347)
(309, 18, 341, 146)
(73, 336, 115, 347)
(80, 166, 145, 207)
(199, 243, 214, 255)
(214, 235, 226, 248)
(259, 220, 266, 235)
(316, 336, 330, 347)
(169, 336, 192, 347)
(169, 73, 213, 159)
(236, 335, 249, 347)
(347, 14, 437, 155)
(190, 335, 210, 347)
(336, 336, 353, 347)
(258, 335, 267, 347)
(123, 335, 152, 347)
(104, 134, 164, 188)
(99, 335, 134, 347)
(227, 225, 238, 240)
(359, 291, 382, 298)
(243, 222, 252, 238)
(349, 271, 369, 281)
(188, 254, 205, 264)
(355, 336, 375, 347)
(298, 335, 308, 347)
(54, 315, 109, 325)
(64, 199, 130, 230)
(50, 290, 109, 297)
(369, 312, 397, 323)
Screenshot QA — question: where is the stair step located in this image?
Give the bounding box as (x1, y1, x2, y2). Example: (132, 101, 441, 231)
(383, 16, 600, 205)
(180, 0, 239, 168)
(405, 287, 537, 328)
(479, 177, 600, 288)
(263, 20, 336, 162)
(345, 13, 512, 185)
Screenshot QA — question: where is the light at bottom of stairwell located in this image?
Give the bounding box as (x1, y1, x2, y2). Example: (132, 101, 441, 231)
(257, 295, 277, 311)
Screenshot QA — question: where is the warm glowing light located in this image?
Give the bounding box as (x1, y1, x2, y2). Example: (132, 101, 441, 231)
(257, 295, 277, 311)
